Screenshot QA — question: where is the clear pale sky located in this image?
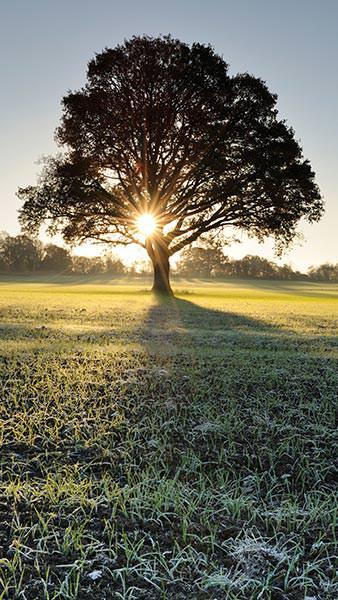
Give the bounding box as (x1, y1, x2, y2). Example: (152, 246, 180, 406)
(1, 0, 337, 269)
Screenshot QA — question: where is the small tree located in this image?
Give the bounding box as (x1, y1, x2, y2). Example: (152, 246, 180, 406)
(18, 36, 323, 294)
(231, 255, 278, 279)
(177, 241, 228, 277)
(0, 235, 42, 273)
(71, 255, 106, 275)
(41, 244, 72, 272)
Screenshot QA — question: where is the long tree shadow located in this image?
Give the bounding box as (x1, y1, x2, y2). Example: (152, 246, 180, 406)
(135, 295, 337, 356)
(1, 294, 337, 357)
(142, 295, 276, 331)
(129, 295, 337, 488)
(133, 294, 337, 473)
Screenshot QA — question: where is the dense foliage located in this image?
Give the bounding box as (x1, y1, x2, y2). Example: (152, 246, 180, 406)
(18, 36, 322, 293)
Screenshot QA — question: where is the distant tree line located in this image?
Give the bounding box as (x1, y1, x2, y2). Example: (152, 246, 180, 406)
(175, 244, 338, 282)
(0, 233, 337, 281)
(0, 233, 125, 275)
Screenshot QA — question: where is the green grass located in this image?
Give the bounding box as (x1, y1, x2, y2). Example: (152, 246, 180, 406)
(0, 277, 337, 599)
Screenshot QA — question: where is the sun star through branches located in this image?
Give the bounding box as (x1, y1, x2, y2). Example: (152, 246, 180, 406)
(136, 213, 157, 238)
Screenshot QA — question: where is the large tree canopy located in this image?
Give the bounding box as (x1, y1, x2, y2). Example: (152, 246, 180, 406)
(18, 35, 323, 293)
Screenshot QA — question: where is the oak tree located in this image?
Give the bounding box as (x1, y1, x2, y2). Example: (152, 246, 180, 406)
(18, 35, 323, 294)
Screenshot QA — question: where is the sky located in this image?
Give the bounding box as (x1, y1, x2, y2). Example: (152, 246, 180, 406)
(0, 0, 337, 270)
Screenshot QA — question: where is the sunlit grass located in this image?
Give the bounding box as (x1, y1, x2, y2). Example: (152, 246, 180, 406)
(0, 277, 337, 599)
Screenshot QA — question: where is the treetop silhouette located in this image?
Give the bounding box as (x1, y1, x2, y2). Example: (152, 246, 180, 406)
(18, 35, 323, 294)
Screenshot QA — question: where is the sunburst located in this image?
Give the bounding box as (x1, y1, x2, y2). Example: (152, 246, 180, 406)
(136, 213, 157, 238)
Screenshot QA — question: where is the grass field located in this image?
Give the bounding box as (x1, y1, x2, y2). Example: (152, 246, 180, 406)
(0, 277, 337, 599)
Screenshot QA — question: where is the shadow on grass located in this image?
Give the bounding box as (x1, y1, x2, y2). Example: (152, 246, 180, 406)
(1, 294, 337, 359)
(142, 294, 276, 331)
(134, 295, 338, 356)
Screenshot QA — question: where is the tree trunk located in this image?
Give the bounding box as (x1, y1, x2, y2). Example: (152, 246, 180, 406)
(148, 240, 173, 296)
